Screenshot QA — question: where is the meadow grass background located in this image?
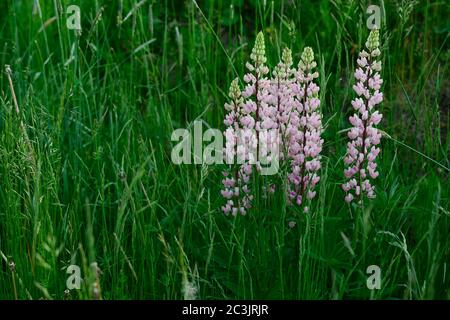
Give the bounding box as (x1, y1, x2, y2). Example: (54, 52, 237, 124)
(0, 0, 449, 300)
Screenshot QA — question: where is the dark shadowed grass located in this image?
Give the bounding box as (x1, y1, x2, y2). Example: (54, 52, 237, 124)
(0, 0, 448, 299)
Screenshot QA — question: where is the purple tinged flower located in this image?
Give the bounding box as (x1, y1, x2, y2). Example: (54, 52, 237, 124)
(343, 29, 383, 203)
(221, 189, 234, 199)
(242, 85, 254, 98)
(222, 178, 235, 188)
(242, 101, 256, 114)
(370, 111, 382, 125)
(286, 47, 323, 208)
(344, 193, 354, 203)
(224, 113, 235, 126)
(357, 56, 367, 67)
(307, 190, 316, 199)
(369, 91, 383, 108)
(222, 35, 325, 216)
(354, 68, 367, 82)
(348, 128, 360, 140)
(368, 74, 383, 90)
(221, 32, 271, 215)
(353, 82, 368, 97)
(351, 98, 364, 110)
(221, 78, 255, 215)
(240, 115, 255, 129)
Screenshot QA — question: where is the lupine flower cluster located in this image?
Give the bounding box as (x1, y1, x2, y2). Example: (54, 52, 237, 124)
(342, 29, 383, 203)
(221, 29, 383, 216)
(221, 32, 323, 215)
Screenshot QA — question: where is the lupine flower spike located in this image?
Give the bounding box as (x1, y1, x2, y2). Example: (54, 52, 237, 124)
(222, 31, 272, 216)
(222, 78, 253, 216)
(342, 29, 383, 203)
(270, 48, 295, 161)
(262, 48, 296, 195)
(242, 31, 271, 170)
(287, 47, 323, 208)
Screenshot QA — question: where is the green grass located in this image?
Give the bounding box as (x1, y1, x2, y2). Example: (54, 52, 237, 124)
(0, 0, 449, 300)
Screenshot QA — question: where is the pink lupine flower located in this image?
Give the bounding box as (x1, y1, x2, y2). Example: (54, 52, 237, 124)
(343, 29, 383, 203)
(221, 78, 254, 216)
(222, 31, 270, 216)
(287, 47, 323, 207)
(242, 32, 273, 170)
(269, 48, 296, 161)
(221, 33, 325, 216)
